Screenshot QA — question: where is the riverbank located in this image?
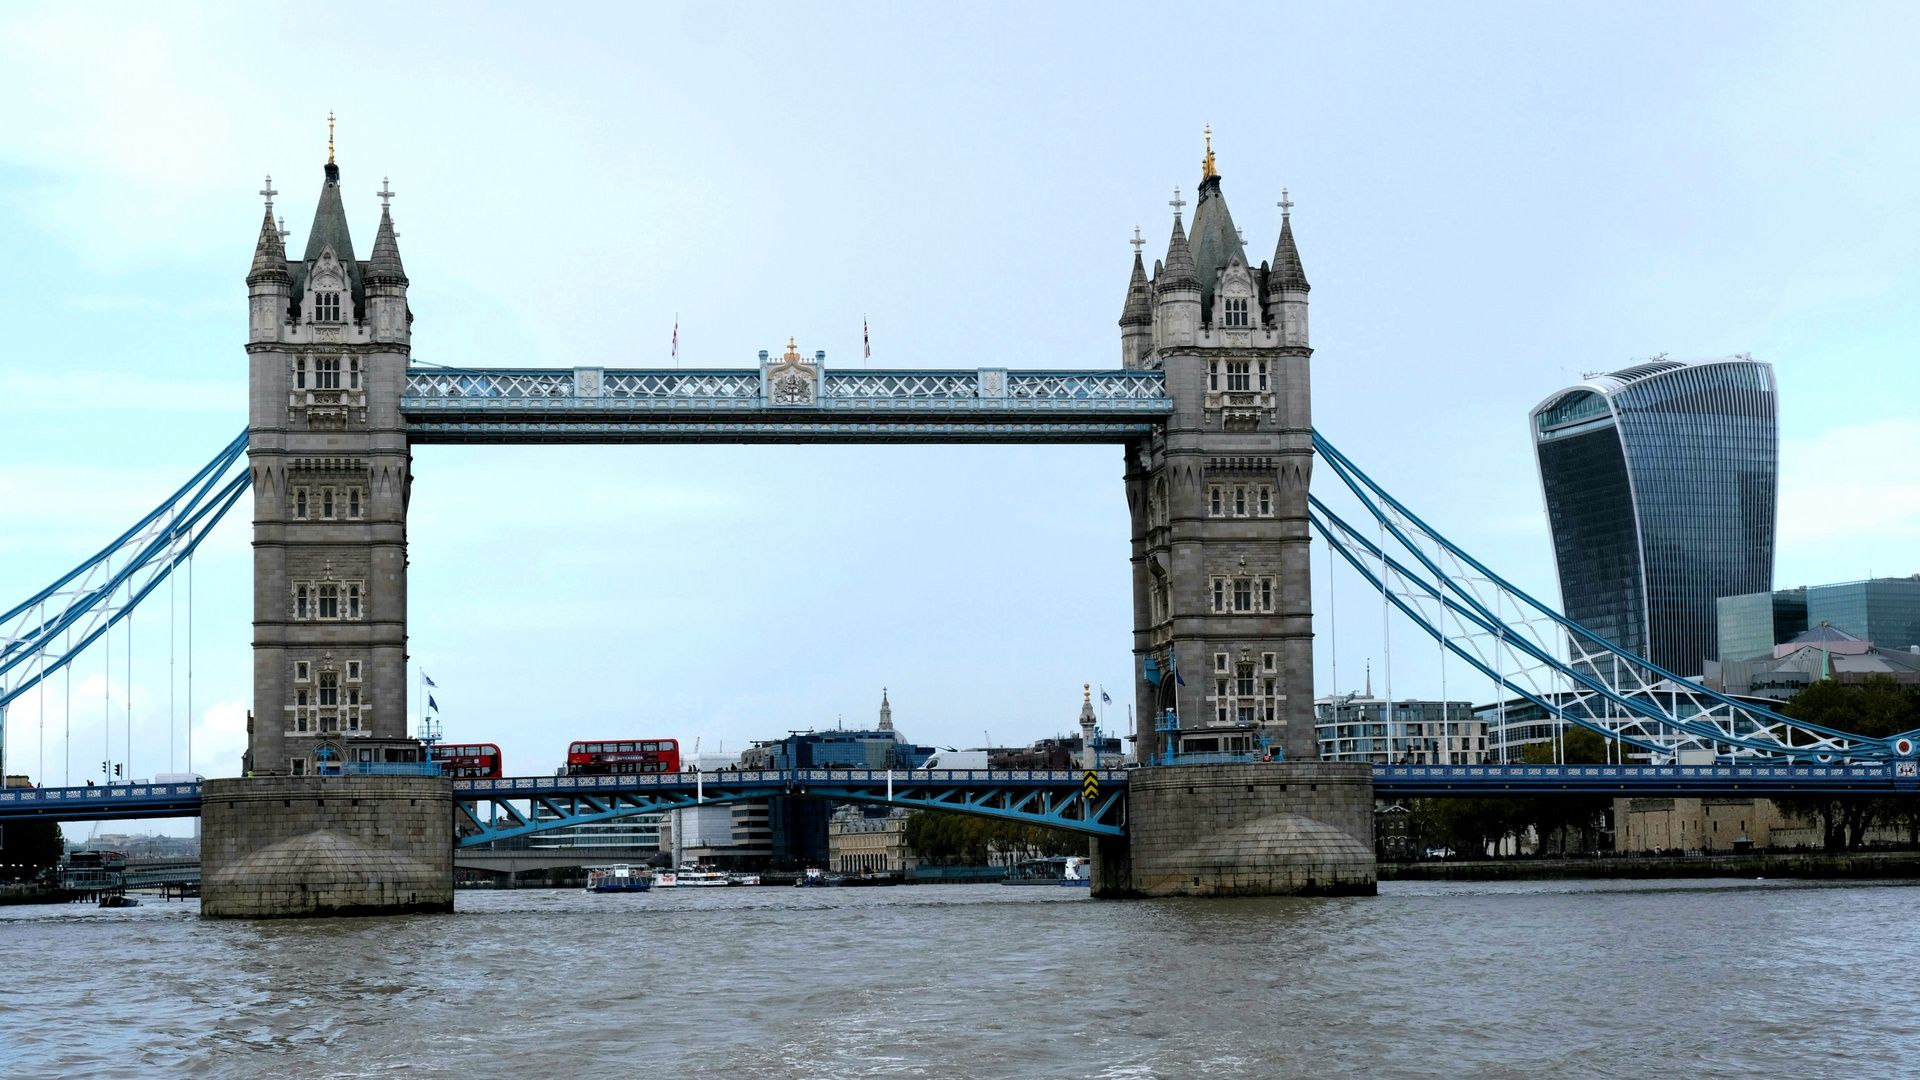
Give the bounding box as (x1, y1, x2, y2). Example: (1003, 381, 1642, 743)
(1382, 851, 1920, 881)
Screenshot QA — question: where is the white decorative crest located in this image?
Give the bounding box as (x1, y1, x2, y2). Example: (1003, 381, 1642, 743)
(765, 340, 818, 407)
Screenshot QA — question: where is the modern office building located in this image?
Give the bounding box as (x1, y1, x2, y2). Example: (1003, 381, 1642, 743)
(1716, 588, 1808, 663)
(1531, 356, 1778, 676)
(1807, 576, 1920, 652)
(1705, 623, 1920, 701)
(1314, 693, 1484, 764)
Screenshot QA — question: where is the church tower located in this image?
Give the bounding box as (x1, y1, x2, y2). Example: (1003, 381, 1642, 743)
(1123, 134, 1316, 764)
(245, 124, 417, 776)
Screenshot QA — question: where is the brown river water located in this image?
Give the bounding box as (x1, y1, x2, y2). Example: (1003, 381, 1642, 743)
(3, 878, 1916, 1078)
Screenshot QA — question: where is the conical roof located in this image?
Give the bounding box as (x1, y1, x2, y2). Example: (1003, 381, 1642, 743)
(247, 203, 289, 284)
(292, 162, 365, 317)
(1160, 212, 1198, 290)
(1188, 174, 1249, 320)
(1119, 251, 1152, 326)
(1271, 211, 1310, 293)
(366, 205, 407, 285)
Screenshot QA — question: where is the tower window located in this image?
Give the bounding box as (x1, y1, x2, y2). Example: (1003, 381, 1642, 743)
(1224, 297, 1249, 328)
(349, 357, 361, 390)
(297, 689, 309, 707)
(1261, 579, 1272, 610)
(1208, 360, 1219, 391)
(1237, 668, 1254, 697)
(1258, 361, 1268, 391)
(1215, 653, 1229, 672)
(1263, 652, 1276, 672)
(1212, 579, 1225, 613)
(322, 488, 335, 519)
(296, 661, 310, 682)
(347, 661, 361, 681)
(348, 489, 362, 518)
(348, 584, 361, 619)
(1234, 579, 1253, 612)
(1234, 487, 1246, 515)
(294, 357, 307, 390)
(319, 672, 338, 707)
(294, 488, 308, 519)
(1227, 361, 1251, 392)
(295, 585, 309, 619)
(318, 584, 339, 620)
(316, 357, 340, 390)
(317, 292, 341, 322)
(1210, 486, 1222, 516)
(1259, 487, 1272, 515)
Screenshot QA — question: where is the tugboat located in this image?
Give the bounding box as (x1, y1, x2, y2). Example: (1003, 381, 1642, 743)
(586, 865, 651, 893)
(1060, 856, 1092, 887)
(794, 867, 829, 887)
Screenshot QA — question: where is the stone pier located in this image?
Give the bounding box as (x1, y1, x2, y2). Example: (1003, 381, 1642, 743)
(1093, 762, 1376, 898)
(200, 775, 453, 918)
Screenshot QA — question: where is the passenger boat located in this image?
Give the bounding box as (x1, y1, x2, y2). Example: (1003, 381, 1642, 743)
(727, 873, 761, 886)
(794, 867, 829, 887)
(677, 867, 731, 887)
(652, 871, 678, 888)
(1002, 856, 1075, 885)
(586, 865, 651, 892)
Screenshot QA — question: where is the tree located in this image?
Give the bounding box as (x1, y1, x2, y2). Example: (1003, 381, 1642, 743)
(903, 811, 1082, 865)
(0, 820, 65, 881)
(1773, 676, 1920, 851)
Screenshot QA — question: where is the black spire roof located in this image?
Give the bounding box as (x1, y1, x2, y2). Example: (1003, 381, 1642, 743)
(1188, 173, 1249, 322)
(1270, 210, 1309, 294)
(366, 205, 406, 285)
(292, 161, 365, 318)
(1119, 250, 1152, 326)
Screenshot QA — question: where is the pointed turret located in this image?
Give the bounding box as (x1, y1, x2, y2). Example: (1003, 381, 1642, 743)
(293, 159, 365, 322)
(1118, 230, 1153, 368)
(366, 205, 407, 285)
(1265, 189, 1310, 348)
(1188, 173, 1249, 325)
(878, 688, 893, 732)
(1160, 204, 1198, 289)
(1153, 189, 1201, 348)
(248, 203, 290, 284)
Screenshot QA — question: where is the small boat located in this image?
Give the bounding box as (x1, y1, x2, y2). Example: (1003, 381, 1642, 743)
(677, 867, 731, 887)
(1061, 856, 1092, 887)
(98, 893, 140, 908)
(727, 873, 761, 886)
(794, 867, 829, 887)
(586, 865, 651, 893)
(1002, 856, 1074, 885)
(652, 872, 678, 889)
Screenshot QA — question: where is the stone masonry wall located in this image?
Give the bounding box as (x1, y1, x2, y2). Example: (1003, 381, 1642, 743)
(201, 774, 453, 918)
(1121, 761, 1375, 897)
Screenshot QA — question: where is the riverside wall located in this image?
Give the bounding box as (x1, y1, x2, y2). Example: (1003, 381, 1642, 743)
(1381, 851, 1920, 882)
(201, 775, 453, 918)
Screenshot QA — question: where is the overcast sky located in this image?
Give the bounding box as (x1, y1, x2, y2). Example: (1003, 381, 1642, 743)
(2, 4, 1916, 828)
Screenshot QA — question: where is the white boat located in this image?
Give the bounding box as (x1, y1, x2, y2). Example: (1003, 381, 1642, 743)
(586, 864, 651, 893)
(728, 873, 761, 886)
(678, 867, 731, 887)
(652, 872, 678, 888)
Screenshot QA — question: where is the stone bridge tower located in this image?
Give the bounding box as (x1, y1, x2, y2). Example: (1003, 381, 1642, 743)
(1123, 142, 1316, 766)
(243, 146, 416, 778)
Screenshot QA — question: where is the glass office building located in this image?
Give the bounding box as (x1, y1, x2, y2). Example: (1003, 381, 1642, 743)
(1531, 357, 1778, 675)
(1806, 576, 1920, 651)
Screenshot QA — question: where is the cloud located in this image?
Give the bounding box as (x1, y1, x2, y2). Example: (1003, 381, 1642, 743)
(194, 699, 249, 778)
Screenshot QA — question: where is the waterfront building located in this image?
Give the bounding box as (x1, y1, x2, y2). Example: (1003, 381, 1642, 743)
(1314, 693, 1484, 764)
(1716, 588, 1807, 663)
(1530, 357, 1778, 676)
(828, 805, 913, 874)
(988, 733, 1125, 770)
(1806, 575, 1920, 652)
(1704, 623, 1920, 701)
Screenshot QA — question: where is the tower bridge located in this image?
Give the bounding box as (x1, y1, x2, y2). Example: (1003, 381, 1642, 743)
(5, 139, 1916, 915)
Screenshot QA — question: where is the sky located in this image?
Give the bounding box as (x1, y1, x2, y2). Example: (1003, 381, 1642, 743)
(1, 4, 1917, 833)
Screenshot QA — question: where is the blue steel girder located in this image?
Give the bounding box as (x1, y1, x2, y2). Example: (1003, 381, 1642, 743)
(400, 367, 1172, 444)
(452, 768, 1129, 847)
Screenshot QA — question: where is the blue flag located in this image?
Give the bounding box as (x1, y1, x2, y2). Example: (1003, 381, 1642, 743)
(428, 695, 439, 712)
(421, 672, 437, 688)
(1100, 687, 1112, 705)
(1172, 661, 1186, 688)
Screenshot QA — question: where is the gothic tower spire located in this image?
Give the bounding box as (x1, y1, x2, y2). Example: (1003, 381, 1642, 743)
(878, 688, 893, 732)
(1119, 227, 1153, 368)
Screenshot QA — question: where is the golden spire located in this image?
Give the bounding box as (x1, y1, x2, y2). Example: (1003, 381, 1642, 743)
(784, 336, 801, 362)
(328, 111, 336, 165)
(1202, 125, 1217, 179)
(1084, 683, 1091, 703)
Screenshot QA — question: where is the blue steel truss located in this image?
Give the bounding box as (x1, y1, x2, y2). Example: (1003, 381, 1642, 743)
(400, 367, 1172, 443)
(0, 430, 251, 711)
(452, 769, 1130, 845)
(1310, 432, 1913, 764)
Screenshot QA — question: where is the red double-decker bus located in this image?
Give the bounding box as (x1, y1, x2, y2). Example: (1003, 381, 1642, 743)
(566, 738, 680, 775)
(429, 743, 503, 779)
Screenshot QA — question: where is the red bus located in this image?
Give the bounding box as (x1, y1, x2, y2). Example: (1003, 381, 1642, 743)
(430, 743, 503, 779)
(566, 738, 680, 775)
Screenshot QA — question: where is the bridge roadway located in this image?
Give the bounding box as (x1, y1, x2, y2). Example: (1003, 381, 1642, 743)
(3, 763, 1916, 829)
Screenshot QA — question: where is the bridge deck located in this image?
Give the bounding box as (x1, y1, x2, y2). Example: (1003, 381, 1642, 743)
(400, 368, 1172, 443)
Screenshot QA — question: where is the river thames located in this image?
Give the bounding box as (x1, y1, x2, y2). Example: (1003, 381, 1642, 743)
(3, 878, 1915, 1078)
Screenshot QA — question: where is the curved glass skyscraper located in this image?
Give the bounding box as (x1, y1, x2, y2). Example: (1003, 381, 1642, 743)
(1531, 357, 1778, 676)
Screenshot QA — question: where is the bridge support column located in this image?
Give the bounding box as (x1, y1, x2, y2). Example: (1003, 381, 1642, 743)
(1115, 761, 1375, 897)
(200, 775, 452, 918)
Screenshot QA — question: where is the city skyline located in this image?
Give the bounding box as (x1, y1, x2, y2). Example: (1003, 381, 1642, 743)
(2, 6, 1918, 810)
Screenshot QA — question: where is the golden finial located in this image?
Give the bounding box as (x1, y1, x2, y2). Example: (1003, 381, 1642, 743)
(785, 336, 801, 362)
(328, 112, 336, 165)
(1084, 683, 1091, 703)
(1202, 125, 1217, 179)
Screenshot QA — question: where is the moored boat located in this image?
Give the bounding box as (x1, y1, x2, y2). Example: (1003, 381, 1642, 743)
(677, 866, 731, 887)
(794, 867, 829, 887)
